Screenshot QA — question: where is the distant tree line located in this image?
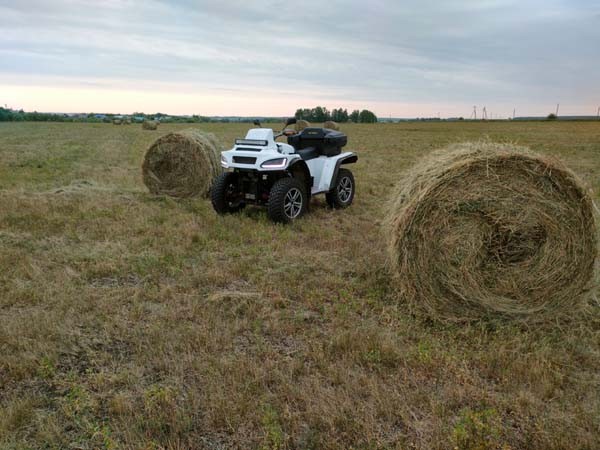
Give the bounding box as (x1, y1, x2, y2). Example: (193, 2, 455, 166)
(1, 105, 379, 124)
(295, 106, 378, 123)
(0, 107, 76, 122)
(0, 107, 280, 124)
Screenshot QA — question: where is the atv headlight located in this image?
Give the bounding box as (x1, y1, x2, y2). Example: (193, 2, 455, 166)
(220, 154, 228, 168)
(261, 158, 287, 169)
(235, 139, 268, 146)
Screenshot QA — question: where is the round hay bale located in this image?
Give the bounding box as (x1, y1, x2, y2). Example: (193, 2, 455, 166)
(295, 120, 310, 132)
(142, 120, 158, 130)
(112, 119, 122, 125)
(142, 129, 222, 198)
(384, 141, 597, 322)
(323, 120, 340, 131)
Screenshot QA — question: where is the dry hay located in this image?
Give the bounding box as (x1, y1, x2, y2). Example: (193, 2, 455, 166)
(112, 119, 122, 125)
(323, 120, 340, 130)
(207, 290, 263, 317)
(142, 129, 222, 198)
(123, 118, 132, 125)
(295, 119, 310, 132)
(50, 179, 111, 195)
(384, 141, 597, 322)
(142, 120, 158, 130)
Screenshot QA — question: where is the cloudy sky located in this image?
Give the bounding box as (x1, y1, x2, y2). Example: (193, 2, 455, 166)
(1, 0, 599, 117)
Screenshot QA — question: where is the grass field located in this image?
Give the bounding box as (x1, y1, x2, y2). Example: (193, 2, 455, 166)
(0, 121, 599, 449)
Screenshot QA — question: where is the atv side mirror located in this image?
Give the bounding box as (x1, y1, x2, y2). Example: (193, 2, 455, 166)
(285, 118, 297, 127)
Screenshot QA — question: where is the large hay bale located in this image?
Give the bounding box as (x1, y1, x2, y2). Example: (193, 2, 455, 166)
(323, 120, 340, 130)
(385, 142, 597, 322)
(142, 129, 222, 198)
(112, 119, 122, 125)
(295, 120, 310, 132)
(142, 120, 158, 130)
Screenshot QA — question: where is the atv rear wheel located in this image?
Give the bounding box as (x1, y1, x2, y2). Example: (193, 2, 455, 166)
(326, 168, 355, 208)
(211, 172, 244, 214)
(267, 177, 307, 223)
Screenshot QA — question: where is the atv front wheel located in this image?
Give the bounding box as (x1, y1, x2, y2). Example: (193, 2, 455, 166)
(267, 177, 307, 223)
(211, 172, 244, 214)
(326, 168, 355, 208)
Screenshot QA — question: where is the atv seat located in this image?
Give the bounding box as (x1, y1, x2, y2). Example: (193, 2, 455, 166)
(296, 146, 319, 161)
(288, 127, 347, 158)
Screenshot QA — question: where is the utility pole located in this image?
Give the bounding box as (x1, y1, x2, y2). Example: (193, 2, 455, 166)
(597, 106, 599, 119)
(471, 105, 477, 120)
(482, 106, 488, 120)
(513, 108, 516, 120)
(555, 103, 560, 117)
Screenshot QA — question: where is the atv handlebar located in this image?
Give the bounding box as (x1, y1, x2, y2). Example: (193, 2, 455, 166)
(273, 118, 298, 139)
(274, 129, 297, 139)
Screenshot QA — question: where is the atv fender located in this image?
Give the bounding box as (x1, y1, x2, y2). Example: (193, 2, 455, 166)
(315, 152, 357, 194)
(288, 159, 312, 197)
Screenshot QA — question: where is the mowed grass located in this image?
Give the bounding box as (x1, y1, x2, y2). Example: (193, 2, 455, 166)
(0, 121, 599, 449)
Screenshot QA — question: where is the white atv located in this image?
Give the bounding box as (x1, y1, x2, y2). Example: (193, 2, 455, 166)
(212, 118, 357, 223)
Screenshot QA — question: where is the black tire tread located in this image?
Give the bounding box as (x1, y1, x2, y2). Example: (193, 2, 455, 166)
(211, 172, 243, 214)
(267, 177, 307, 223)
(326, 168, 355, 209)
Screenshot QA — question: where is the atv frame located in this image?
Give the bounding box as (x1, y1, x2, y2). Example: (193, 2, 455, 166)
(212, 118, 357, 223)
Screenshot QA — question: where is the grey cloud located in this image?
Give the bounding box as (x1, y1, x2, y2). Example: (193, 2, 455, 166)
(0, 0, 598, 114)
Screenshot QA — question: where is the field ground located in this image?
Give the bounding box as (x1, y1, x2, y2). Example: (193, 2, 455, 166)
(0, 121, 599, 449)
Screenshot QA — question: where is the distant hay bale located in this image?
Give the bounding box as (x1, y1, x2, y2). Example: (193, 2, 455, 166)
(323, 120, 340, 130)
(384, 141, 597, 322)
(123, 118, 132, 125)
(142, 129, 222, 198)
(112, 119, 122, 125)
(142, 120, 158, 130)
(295, 120, 310, 132)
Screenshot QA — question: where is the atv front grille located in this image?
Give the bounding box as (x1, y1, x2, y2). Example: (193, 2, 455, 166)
(233, 156, 257, 165)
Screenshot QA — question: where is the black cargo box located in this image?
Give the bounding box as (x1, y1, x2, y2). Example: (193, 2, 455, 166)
(288, 127, 347, 157)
